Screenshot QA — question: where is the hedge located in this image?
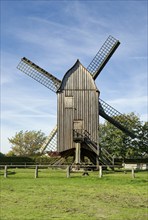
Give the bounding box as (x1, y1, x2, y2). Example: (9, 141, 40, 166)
(0, 156, 147, 166)
(0, 156, 73, 165)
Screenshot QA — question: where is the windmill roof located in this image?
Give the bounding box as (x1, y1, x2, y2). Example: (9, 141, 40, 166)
(57, 59, 99, 92)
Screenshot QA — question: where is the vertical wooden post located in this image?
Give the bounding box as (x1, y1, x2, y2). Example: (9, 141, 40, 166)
(112, 155, 115, 166)
(4, 165, 7, 178)
(67, 166, 70, 178)
(99, 165, 102, 178)
(131, 167, 135, 179)
(75, 143, 81, 164)
(35, 165, 38, 178)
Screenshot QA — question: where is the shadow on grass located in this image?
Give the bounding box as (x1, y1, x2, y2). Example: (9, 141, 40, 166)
(0, 171, 16, 176)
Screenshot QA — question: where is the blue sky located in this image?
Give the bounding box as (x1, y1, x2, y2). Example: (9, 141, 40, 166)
(1, 0, 147, 154)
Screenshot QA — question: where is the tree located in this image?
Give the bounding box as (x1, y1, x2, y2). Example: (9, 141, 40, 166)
(6, 150, 17, 157)
(99, 112, 147, 159)
(8, 130, 47, 156)
(138, 121, 148, 157)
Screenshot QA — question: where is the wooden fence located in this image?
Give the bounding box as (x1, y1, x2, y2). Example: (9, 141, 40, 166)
(0, 164, 139, 179)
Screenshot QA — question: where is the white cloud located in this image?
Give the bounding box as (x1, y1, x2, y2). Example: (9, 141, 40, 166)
(107, 96, 147, 111)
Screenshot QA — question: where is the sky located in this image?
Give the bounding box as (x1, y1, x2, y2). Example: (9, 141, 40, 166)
(1, 0, 148, 154)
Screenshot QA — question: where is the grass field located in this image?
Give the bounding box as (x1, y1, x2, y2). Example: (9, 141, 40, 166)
(0, 168, 148, 220)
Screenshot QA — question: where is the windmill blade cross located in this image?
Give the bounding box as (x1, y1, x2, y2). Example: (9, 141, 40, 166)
(17, 57, 61, 93)
(87, 35, 120, 80)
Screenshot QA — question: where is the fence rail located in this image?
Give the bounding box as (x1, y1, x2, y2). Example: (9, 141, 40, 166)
(1, 164, 146, 179)
(0, 164, 123, 169)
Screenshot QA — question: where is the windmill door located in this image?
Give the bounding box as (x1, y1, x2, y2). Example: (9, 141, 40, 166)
(74, 119, 83, 128)
(73, 120, 84, 142)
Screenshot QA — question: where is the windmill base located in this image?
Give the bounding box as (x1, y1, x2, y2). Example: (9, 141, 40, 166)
(53, 145, 114, 171)
(54, 147, 99, 168)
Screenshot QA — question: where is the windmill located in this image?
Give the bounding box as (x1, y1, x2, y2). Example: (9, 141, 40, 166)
(17, 35, 136, 167)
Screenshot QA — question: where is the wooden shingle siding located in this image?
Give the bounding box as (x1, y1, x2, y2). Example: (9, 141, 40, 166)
(57, 60, 99, 153)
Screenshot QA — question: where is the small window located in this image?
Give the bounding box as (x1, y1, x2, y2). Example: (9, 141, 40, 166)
(65, 97, 74, 108)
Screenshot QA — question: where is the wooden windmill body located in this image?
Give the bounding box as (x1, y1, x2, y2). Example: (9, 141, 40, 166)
(17, 35, 136, 166)
(57, 60, 99, 163)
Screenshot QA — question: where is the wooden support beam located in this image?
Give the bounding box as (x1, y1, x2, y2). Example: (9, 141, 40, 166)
(131, 167, 135, 179)
(99, 165, 102, 178)
(75, 143, 81, 164)
(4, 165, 7, 178)
(67, 166, 71, 178)
(35, 165, 38, 178)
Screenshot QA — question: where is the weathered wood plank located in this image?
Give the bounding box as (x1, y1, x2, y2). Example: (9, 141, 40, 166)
(57, 60, 99, 153)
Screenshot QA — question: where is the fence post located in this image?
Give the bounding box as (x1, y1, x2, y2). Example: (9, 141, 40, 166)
(35, 165, 38, 178)
(4, 165, 7, 178)
(99, 165, 102, 178)
(67, 166, 70, 178)
(131, 167, 135, 179)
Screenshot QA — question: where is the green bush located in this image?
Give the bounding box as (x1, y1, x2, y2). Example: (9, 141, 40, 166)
(0, 156, 34, 165)
(1, 155, 147, 166)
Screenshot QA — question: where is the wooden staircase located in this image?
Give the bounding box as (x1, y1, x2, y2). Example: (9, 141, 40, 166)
(73, 129, 114, 169)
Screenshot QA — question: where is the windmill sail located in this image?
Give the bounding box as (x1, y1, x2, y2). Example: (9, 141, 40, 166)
(17, 57, 61, 92)
(17, 58, 136, 138)
(99, 98, 136, 138)
(87, 35, 120, 80)
(40, 125, 57, 153)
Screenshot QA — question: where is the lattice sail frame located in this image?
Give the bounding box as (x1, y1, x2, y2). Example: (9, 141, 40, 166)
(99, 99, 130, 126)
(17, 57, 61, 92)
(87, 35, 120, 79)
(45, 132, 57, 152)
(99, 99, 136, 138)
(40, 126, 57, 153)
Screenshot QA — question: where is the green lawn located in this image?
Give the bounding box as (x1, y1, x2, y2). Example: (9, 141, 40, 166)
(0, 168, 148, 220)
